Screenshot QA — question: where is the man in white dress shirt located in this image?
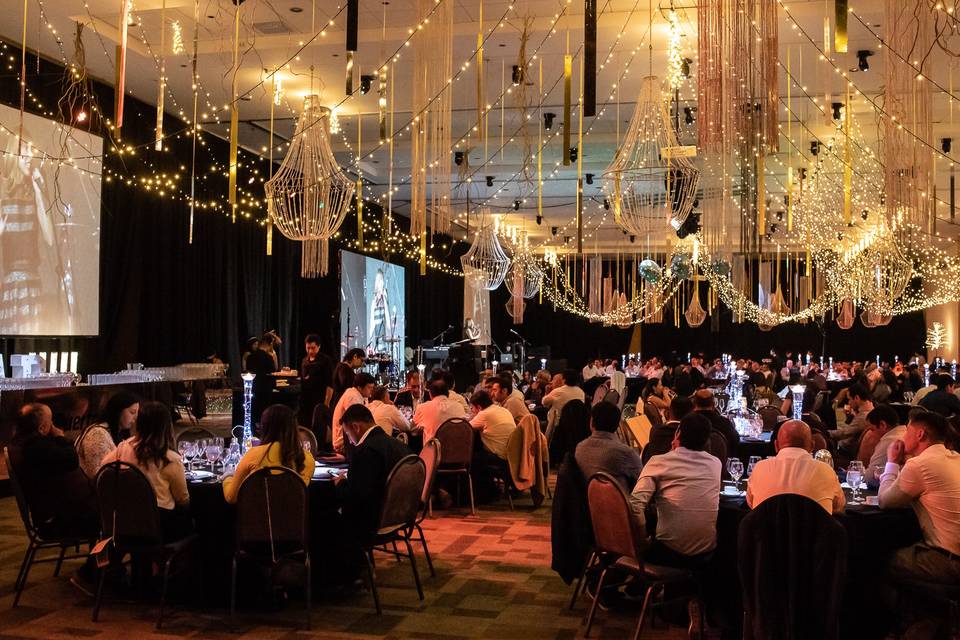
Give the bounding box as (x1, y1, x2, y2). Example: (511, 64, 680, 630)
(746, 420, 845, 514)
(331, 372, 376, 453)
(413, 379, 467, 442)
(368, 385, 412, 434)
(629, 412, 722, 567)
(581, 359, 602, 381)
(489, 374, 530, 422)
(542, 369, 586, 439)
(879, 410, 960, 585)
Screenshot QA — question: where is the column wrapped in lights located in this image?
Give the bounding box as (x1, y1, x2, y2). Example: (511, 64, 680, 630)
(241, 372, 255, 451)
(789, 384, 806, 421)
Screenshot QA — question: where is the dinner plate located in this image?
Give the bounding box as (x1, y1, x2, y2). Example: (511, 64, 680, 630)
(186, 470, 216, 481)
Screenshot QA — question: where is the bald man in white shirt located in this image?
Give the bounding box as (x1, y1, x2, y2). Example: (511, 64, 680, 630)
(747, 420, 846, 514)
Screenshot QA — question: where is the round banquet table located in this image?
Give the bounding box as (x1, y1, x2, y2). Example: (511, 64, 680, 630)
(712, 486, 922, 638)
(186, 461, 355, 606)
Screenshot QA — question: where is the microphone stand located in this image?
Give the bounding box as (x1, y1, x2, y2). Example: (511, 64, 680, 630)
(510, 329, 531, 374)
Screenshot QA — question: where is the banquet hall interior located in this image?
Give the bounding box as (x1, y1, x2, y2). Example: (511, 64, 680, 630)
(1, 0, 960, 638)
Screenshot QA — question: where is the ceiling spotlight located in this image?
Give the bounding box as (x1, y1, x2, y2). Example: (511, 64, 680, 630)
(861, 209, 869, 220)
(683, 106, 694, 125)
(942, 137, 953, 153)
(551, 226, 558, 236)
(485, 175, 495, 187)
(543, 112, 556, 130)
(799, 167, 807, 180)
(359, 75, 374, 94)
(831, 102, 843, 120)
(775, 210, 784, 221)
(585, 173, 594, 185)
(513, 199, 520, 211)
(511, 65, 523, 85)
(681, 57, 692, 78)
(856, 49, 873, 72)
(629, 235, 636, 243)
(289, 6, 303, 12)
(536, 213, 543, 225)
(569, 146, 578, 162)
(770, 223, 779, 234)
(810, 140, 820, 156)
(603, 198, 610, 210)
(564, 235, 571, 244)
(454, 150, 464, 166)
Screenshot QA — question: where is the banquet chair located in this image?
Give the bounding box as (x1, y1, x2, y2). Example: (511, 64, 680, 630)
(592, 383, 611, 407)
(643, 401, 664, 428)
(757, 405, 782, 432)
(413, 439, 441, 576)
(4, 448, 95, 608)
(230, 466, 311, 629)
(738, 494, 847, 640)
(310, 402, 333, 454)
(174, 426, 217, 446)
(623, 415, 654, 454)
(93, 461, 198, 630)
(892, 579, 960, 639)
(363, 455, 427, 614)
(602, 389, 620, 406)
(433, 418, 476, 515)
(583, 472, 704, 640)
(297, 427, 318, 454)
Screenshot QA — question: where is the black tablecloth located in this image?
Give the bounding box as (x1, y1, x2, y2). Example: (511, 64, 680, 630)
(187, 472, 351, 605)
(714, 492, 922, 637)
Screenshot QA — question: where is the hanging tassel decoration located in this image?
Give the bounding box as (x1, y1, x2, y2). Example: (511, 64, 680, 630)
(563, 54, 572, 165)
(537, 58, 543, 223)
(835, 0, 848, 53)
(786, 47, 792, 231)
(188, 0, 199, 244)
(17, 0, 27, 154)
(266, 73, 277, 256)
(357, 112, 363, 248)
(227, 0, 242, 223)
(155, 0, 166, 151)
(584, 0, 597, 117)
(346, 0, 358, 94)
(576, 58, 584, 252)
(476, 0, 484, 146)
(115, 0, 131, 131)
(843, 86, 852, 225)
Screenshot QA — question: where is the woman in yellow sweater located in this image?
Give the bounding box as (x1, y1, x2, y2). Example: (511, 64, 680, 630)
(222, 404, 314, 503)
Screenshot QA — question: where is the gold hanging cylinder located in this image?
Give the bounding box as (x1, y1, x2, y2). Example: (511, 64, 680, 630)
(835, 0, 848, 53)
(155, 0, 166, 151)
(537, 59, 543, 220)
(345, 51, 354, 95)
(115, 0, 131, 131)
(227, 1, 241, 222)
(563, 54, 572, 166)
(357, 112, 363, 247)
(843, 87, 852, 224)
(476, 0, 484, 145)
(188, 0, 199, 244)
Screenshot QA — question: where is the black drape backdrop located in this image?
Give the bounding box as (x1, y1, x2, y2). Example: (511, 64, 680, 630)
(0, 38, 927, 376)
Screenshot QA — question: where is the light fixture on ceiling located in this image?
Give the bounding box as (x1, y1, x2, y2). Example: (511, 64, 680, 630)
(513, 199, 521, 211)
(536, 213, 542, 225)
(585, 173, 594, 185)
(486, 176, 495, 187)
(454, 151, 464, 166)
(856, 50, 873, 72)
(289, 6, 303, 12)
(359, 75, 374, 94)
(683, 106, 694, 125)
(603, 198, 610, 210)
(543, 112, 555, 130)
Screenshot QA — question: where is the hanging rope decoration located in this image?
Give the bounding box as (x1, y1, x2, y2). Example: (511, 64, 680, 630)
(460, 215, 511, 291)
(603, 75, 701, 238)
(227, 0, 243, 222)
(345, 0, 358, 95)
(265, 96, 355, 278)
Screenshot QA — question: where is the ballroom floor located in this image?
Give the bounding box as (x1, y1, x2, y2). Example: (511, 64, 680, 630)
(0, 493, 694, 639)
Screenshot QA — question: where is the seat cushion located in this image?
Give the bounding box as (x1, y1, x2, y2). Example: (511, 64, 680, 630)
(642, 562, 697, 583)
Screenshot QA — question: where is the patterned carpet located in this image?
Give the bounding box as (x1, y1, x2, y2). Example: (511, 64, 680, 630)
(0, 492, 690, 639)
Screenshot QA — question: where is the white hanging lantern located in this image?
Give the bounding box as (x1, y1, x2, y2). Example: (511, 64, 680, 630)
(460, 216, 511, 290)
(603, 75, 700, 237)
(265, 95, 355, 277)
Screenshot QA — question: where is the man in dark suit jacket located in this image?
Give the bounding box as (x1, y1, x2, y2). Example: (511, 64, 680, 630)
(692, 389, 739, 457)
(334, 404, 411, 540)
(643, 396, 694, 464)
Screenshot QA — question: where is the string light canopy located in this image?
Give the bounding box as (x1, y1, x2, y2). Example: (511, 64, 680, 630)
(460, 213, 511, 291)
(265, 95, 355, 278)
(603, 75, 701, 240)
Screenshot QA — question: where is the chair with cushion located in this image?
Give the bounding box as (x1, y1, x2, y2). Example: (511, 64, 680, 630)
(297, 426, 318, 454)
(643, 400, 664, 428)
(548, 399, 590, 468)
(583, 472, 703, 640)
(362, 455, 427, 614)
(893, 579, 960, 639)
(757, 405, 782, 432)
(310, 402, 333, 454)
(432, 418, 476, 515)
(230, 466, 311, 628)
(413, 439, 441, 575)
(738, 494, 847, 640)
(4, 448, 94, 608)
(602, 389, 620, 406)
(93, 461, 198, 629)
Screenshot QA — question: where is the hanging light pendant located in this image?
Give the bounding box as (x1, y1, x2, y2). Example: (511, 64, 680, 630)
(265, 95, 355, 277)
(460, 214, 511, 291)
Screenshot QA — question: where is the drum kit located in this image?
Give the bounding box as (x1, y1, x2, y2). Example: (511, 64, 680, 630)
(361, 336, 403, 387)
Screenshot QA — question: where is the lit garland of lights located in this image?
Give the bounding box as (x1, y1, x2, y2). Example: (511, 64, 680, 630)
(666, 10, 684, 91)
(170, 20, 184, 55)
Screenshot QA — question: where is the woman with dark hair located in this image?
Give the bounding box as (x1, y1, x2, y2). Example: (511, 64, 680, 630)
(222, 404, 314, 504)
(76, 392, 140, 478)
(641, 378, 671, 414)
(100, 401, 192, 541)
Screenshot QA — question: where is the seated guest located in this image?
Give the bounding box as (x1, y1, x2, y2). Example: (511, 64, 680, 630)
(629, 413, 721, 567)
(332, 348, 366, 406)
(641, 378, 671, 415)
(100, 402, 192, 541)
(582, 359, 602, 381)
(829, 383, 874, 454)
(490, 374, 530, 422)
(543, 369, 586, 439)
(879, 411, 960, 585)
(747, 420, 845, 514)
(749, 371, 782, 408)
(692, 389, 739, 456)
(334, 404, 412, 538)
(524, 370, 552, 404)
(394, 369, 426, 410)
(223, 404, 315, 504)
(9, 403, 97, 538)
(368, 385, 412, 434)
(414, 379, 467, 442)
(331, 372, 376, 453)
(575, 401, 642, 491)
(917, 373, 960, 417)
(642, 396, 694, 465)
(434, 370, 469, 415)
(468, 390, 517, 470)
(76, 392, 140, 479)
(857, 404, 906, 483)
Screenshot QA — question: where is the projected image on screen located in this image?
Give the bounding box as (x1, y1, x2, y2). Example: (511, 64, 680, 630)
(0, 103, 102, 336)
(340, 251, 405, 364)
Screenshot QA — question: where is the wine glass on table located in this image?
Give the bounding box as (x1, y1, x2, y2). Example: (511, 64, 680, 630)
(727, 458, 744, 493)
(747, 455, 762, 478)
(181, 441, 196, 473)
(847, 460, 865, 504)
(205, 444, 222, 474)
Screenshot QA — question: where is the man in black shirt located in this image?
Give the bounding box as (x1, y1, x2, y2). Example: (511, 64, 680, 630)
(245, 334, 278, 427)
(298, 333, 334, 428)
(332, 348, 366, 407)
(918, 373, 960, 417)
(692, 388, 739, 456)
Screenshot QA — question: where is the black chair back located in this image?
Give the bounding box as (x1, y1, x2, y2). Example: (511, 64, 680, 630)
(95, 461, 164, 547)
(377, 455, 426, 536)
(235, 466, 308, 551)
(418, 439, 441, 508)
(310, 402, 333, 453)
(643, 400, 664, 427)
(3, 448, 37, 538)
(549, 399, 590, 464)
(434, 418, 473, 467)
(738, 494, 848, 640)
(297, 427, 318, 454)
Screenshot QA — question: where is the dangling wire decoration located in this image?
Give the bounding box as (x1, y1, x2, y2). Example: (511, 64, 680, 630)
(460, 214, 511, 291)
(265, 96, 355, 278)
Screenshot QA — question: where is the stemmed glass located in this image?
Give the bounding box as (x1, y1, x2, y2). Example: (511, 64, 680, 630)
(847, 460, 865, 504)
(181, 441, 197, 472)
(205, 444, 222, 474)
(177, 440, 190, 470)
(747, 455, 762, 478)
(302, 438, 312, 455)
(727, 458, 745, 493)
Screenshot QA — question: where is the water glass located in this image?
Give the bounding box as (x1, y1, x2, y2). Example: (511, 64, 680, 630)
(747, 455, 762, 477)
(302, 438, 312, 454)
(727, 458, 744, 492)
(847, 460, 865, 504)
(205, 445, 222, 472)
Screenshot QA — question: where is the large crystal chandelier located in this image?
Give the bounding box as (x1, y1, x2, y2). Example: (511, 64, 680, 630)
(460, 213, 511, 291)
(603, 75, 700, 238)
(265, 95, 355, 277)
